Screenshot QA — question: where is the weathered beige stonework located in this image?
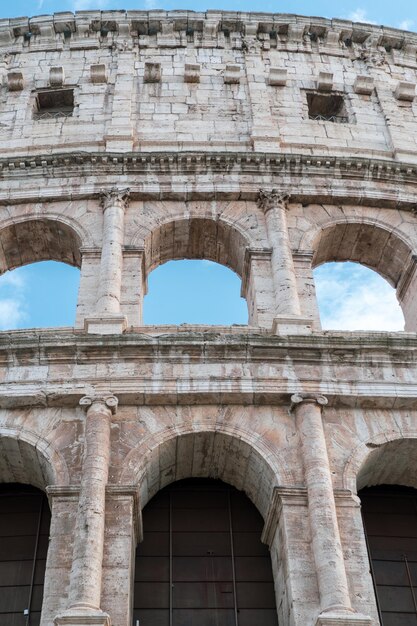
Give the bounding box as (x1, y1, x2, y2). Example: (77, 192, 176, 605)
(2, 8, 417, 626)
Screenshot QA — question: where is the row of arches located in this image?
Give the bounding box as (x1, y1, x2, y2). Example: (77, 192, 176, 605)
(0, 258, 404, 330)
(0, 213, 411, 331)
(1, 483, 415, 626)
(1, 429, 417, 625)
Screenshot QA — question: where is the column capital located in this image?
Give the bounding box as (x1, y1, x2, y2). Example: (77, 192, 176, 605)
(258, 188, 290, 214)
(79, 394, 118, 415)
(100, 187, 130, 211)
(291, 393, 328, 410)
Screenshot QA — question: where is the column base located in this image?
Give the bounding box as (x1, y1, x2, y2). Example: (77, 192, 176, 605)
(316, 611, 373, 626)
(272, 315, 313, 335)
(54, 608, 111, 626)
(84, 315, 127, 335)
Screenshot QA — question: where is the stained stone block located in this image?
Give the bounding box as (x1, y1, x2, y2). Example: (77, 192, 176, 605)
(395, 80, 416, 101)
(268, 67, 287, 86)
(90, 64, 107, 84)
(7, 71, 24, 91)
(224, 64, 241, 84)
(353, 75, 374, 95)
(144, 61, 161, 83)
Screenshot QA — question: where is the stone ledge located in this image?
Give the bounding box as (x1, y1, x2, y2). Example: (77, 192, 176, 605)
(0, 10, 416, 63)
(1, 151, 417, 210)
(316, 613, 372, 626)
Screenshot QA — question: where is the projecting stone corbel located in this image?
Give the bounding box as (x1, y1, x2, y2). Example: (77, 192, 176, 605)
(7, 71, 24, 92)
(144, 61, 161, 83)
(184, 63, 200, 83)
(317, 71, 333, 91)
(353, 75, 374, 95)
(90, 63, 107, 84)
(395, 80, 416, 101)
(49, 66, 64, 87)
(268, 67, 287, 86)
(224, 64, 241, 84)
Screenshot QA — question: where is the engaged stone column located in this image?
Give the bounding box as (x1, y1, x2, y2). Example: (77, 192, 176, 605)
(258, 190, 311, 334)
(85, 188, 129, 334)
(55, 394, 117, 626)
(291, 394, 371, 626)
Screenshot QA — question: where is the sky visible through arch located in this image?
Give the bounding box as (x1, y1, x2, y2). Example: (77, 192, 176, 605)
(0, 1, 409, 331)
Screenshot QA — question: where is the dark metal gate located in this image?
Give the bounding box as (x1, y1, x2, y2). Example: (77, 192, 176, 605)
(0, 484, 50, 626)
(134, 479, 279, 626)
(361, 485, 417, 626)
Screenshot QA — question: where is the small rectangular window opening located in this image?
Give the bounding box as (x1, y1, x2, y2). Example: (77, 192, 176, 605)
(307, 92, 349, 123)
(34, 88, 74, 120)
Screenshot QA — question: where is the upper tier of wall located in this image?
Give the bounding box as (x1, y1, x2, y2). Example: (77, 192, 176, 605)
(0, 10, 416, 161)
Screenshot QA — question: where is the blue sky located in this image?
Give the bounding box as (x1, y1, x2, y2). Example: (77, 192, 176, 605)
(0, 1, 407, 332)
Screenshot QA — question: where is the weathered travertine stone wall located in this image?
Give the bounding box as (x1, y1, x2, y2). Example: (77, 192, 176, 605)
(1, 8, 417, 626)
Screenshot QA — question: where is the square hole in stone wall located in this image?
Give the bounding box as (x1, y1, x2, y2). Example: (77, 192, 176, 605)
(307, 92, 348, 123)
(34, 88, 74, 119)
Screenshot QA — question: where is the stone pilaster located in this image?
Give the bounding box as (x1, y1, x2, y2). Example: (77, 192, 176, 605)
(291, 394, 372, 626)
(54, 394, 117, 626)
(243, 30, 281, 152)
(258, 189, 312, 334)
(85, 189, 129, 335)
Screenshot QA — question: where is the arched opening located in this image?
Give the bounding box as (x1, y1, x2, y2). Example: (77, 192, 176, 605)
(134, 478, 279, 626)
(0, 219, 82, 330)
(311, 222, 413, 331)
(143, 260, 248, 325)
(314, 262, 404, 331)
(0, 483, 51, 626)
(142, 218, 251, 326)
(356, 438, 417, 625)
(0, 261, 80, 329)
(360, 485, 417, 626)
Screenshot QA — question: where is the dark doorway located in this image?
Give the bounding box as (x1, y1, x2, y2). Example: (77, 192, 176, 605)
(361, 485, 417, 626)
(0, 484, 50, 626)
(134, 478, 279, 626)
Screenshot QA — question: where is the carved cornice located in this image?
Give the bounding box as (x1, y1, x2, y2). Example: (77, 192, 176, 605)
(0, 11, 417, 67)
(1, 151, 417, 211)
(100, 187, 130, 211)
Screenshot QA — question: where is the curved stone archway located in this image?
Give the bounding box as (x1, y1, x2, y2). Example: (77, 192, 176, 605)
(0, 217, 82, 272)
(121, 427, 292, 520)
(299, 216, 417, 330)
(343, 431, 417, 493)
(143, 216, 250, 278)
(0, 426, 70, 489)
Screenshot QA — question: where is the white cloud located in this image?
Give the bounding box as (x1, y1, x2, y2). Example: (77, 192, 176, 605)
(347, 9, 376, 24)
(37, 0, 45, 9)
(0, 299, 27, 330)
(0, 270, 27, 330)
(399, 19, 414, 31)
(144, 0, 160, 8)
(314, 262, 404, 332)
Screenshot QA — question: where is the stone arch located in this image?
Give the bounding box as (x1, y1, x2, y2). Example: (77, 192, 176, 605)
(140, 216, 250, 278)
(343, 430, 417, 493)
(0, 426, 70, 489)
(121, 425, 293, 520)
(0, 215, 83, 272)
(300, 216, 415, 329)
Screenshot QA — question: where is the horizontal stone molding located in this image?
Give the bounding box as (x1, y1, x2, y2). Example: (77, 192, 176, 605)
(1, 152, 417, 210)
(0, 331, 417, 408)
(0, 11, 416, 70)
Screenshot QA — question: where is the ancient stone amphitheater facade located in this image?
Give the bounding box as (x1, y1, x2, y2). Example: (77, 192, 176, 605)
(2, 8, 417, 626)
